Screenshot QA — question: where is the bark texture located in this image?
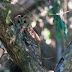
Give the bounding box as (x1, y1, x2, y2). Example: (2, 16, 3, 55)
(54, 41, 72, 72)
(0, 1, 47, 72)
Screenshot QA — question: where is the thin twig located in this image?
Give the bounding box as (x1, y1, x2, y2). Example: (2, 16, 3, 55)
(49, 10, 72, 16)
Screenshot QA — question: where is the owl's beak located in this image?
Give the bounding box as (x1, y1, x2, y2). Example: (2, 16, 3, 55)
(21, 26, 25, 28)
(20, 26, 25, 33)
(22, 26, 26, 28)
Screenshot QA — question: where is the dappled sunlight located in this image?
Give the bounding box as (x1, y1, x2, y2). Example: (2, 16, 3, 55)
(31, 21, 36, 28)
(0, 48, 3, 57)
(45, 38, 56, 47)
(58, 0, 60, 5)
(11, 0, 18, 4)
(69, 24, 72, 28)
(48, 70, 54, 72)
(39, 22, 44, 28)
(68, 1, 72, 9)
(43, 28, 51, 40)
(38, 6, 48, 17)
(46, 16, 53, 25)
(45, 38, 51, 45)
(69, 17, 72, 28)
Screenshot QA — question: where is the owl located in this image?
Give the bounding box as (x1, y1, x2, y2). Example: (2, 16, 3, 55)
(13, 15, 41, 64)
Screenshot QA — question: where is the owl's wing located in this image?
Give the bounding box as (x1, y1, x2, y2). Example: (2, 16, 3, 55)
(27, 27, 40, 46)
(22, 27, 41, 64)
(22, 27, 41, 58)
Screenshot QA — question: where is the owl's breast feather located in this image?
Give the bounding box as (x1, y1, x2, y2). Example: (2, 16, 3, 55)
(24, 27, 40, 47)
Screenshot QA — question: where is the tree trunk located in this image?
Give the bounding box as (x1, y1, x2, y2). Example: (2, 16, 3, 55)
(0, 1, 47, 72)
(54, 41, 72, 72)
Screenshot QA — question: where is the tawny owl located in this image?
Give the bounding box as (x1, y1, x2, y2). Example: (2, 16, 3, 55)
(13, 15, 41, 64)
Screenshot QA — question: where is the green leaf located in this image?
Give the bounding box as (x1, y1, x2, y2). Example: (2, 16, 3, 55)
(61, 20, 66, 31)
(55, 32, 61, 39)
(64, 31, 67, 38)
(44, 28, 51, 40)
(6, 10, 11, 24)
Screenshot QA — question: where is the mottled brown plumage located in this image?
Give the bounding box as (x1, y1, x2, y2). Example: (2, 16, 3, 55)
(13, 15, 41, 64)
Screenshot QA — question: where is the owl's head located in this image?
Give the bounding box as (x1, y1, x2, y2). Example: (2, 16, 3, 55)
(22, 15, 31, 28)
(13, 15, 31, 30)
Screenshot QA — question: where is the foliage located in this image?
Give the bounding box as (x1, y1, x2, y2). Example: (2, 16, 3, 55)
(34, 0, 66, 39)
(48, 1, 61, 15)
(53, 15, 66, 38)
(44, 28, 51, 40)
(6, 10, 11, 24)
(48, 0, 66, 39)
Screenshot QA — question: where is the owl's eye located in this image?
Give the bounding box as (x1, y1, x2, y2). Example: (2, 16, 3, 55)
(24, 20, 26, 23)
(17, 20, 20, 23)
